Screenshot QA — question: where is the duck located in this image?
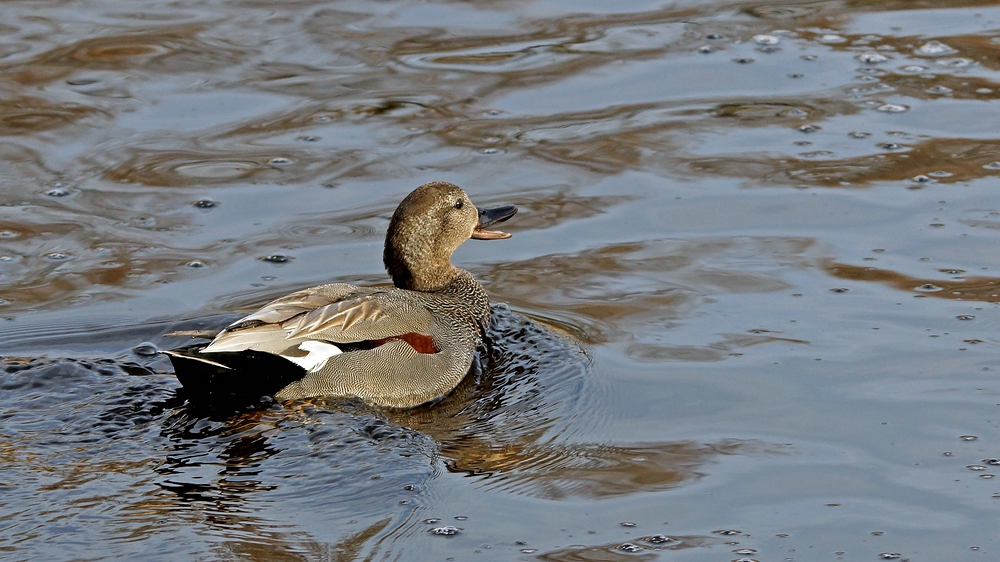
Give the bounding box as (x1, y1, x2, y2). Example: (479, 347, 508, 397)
(163, 181, 517, 408)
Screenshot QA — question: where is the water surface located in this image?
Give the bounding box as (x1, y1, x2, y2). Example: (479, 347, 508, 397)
(2, 0, 1000, 560)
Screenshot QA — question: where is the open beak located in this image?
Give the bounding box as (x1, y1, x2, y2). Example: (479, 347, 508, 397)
(472, 205, 518, 240)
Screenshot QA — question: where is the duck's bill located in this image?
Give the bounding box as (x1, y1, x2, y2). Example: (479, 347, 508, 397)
(473, 204, 517, 239)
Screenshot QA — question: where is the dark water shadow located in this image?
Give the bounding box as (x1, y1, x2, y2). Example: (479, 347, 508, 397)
(0, 305, 785, 560)
(1, 305, 779, 510)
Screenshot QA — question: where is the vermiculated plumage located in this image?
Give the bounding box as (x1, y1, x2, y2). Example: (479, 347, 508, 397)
(164, 181, 516, 408)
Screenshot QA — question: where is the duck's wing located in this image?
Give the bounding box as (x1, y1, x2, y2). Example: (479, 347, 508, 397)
(200, 284, 435, 354)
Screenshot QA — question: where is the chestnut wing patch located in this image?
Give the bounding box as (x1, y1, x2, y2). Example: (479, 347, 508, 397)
(340, 332, 439, 355)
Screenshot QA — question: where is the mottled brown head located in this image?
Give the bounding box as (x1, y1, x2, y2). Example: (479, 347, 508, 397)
(383, 181, 516, 292)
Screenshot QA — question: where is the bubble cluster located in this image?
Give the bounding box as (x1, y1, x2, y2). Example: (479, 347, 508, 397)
(260, 253, 291, 263)
(916, 41, 956, 57)
(857, 52, 889, 64)
(876, 104, 908, 113)
(616, 543, 644, 553)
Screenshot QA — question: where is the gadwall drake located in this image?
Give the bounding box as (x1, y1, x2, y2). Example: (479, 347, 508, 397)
(164, 181, 517, 408)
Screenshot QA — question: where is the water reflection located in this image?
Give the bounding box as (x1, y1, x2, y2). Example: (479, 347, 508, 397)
(536, 534, 718, 561)
(0, 97, 102, 135)
(826, 261, 1000, 303)
(7, 26, 241, 85)
(483, 238, 809, 349)
(3, 0, 1000, 558)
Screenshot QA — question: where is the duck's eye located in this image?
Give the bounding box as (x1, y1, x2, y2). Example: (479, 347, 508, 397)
(455, 199, 463, 209)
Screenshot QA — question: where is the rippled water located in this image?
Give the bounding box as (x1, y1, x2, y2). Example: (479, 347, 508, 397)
(2, 0, 1000, 560)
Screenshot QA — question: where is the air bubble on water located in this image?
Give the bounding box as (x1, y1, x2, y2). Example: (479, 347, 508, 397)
(857, 52, 889, 63)
(193, 199, 218, 209)
(454, 515, 468, 521)
(982, 162, 1000, 170)
(520, 549, 537, 553)
(480, 148, 500, 155)
(857, 66, 884, 76)
(269, 157, 293, 165)
(878, 142, 902, 150)
(185, 260, 206, 268)
(901, 65, 928, 72)
(830, 287, 849, 293)
(801, 54, 818, 61)
(732, 558, 758, 562)
(798, 124, 820, 133)
(850, 131, 871, 138)
(960, 435, 978, 441)
(429, 526, 461, 536)
(734, 549, 757, 555)
(45, 252, 69, 260)
(956, 315, 975, 320)
(820, 34, 845, 43)
(915, 283, 940, 293)
(733, 58, 754, 64)
(713, 529, 742, 536)
(916, 40, 957, 56)
(0, 256, 13, 262)
(968, 465, 987, 471)
(878, 554, 901, 560)
(0, 231, 16, 238)
(67, 77, 100, 86)
(620, 521, 636, 527)
(939, 58, 973, 68)
(643, 534, 676, 545)
(423, 518, 441, 524)
(928, 170, 952, 177)
(757, 45, 780, 54)
(616, 543, 644, 553)
(926, 85, 952, 94)
(976, 88, 992, 94)
(260, 253, 291, 264)
(706, 33, 724, 40)
(754, 35, 779, 45)
(312, 114, 333, 123)
(132, 342, 159, 356)
(44, 185, 75, 197)
(787, 72, 803, 78)
(983, 459, 1000, 465)
(876, 103, 908, 113)
(981, 474, 995, 479)
(911, 175, 931, 182)
(297, 135, 319, 142)
(698, 45, 715, 54)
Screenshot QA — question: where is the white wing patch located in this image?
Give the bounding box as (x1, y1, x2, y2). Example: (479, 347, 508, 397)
(283, 340, 343, 372)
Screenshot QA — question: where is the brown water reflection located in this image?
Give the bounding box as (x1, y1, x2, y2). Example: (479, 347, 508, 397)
(827, 260, 1000, 303)
(536, 534, 718, 562)
(483, 238, 809, 348)
(7, 26, 241, 85)
(0, 97, 102, 135)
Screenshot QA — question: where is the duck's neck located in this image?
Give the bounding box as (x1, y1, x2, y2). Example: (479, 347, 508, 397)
(384, 238, 461, 292)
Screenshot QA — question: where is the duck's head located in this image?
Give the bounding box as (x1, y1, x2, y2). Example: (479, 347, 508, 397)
(383, 181, 517, 291)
